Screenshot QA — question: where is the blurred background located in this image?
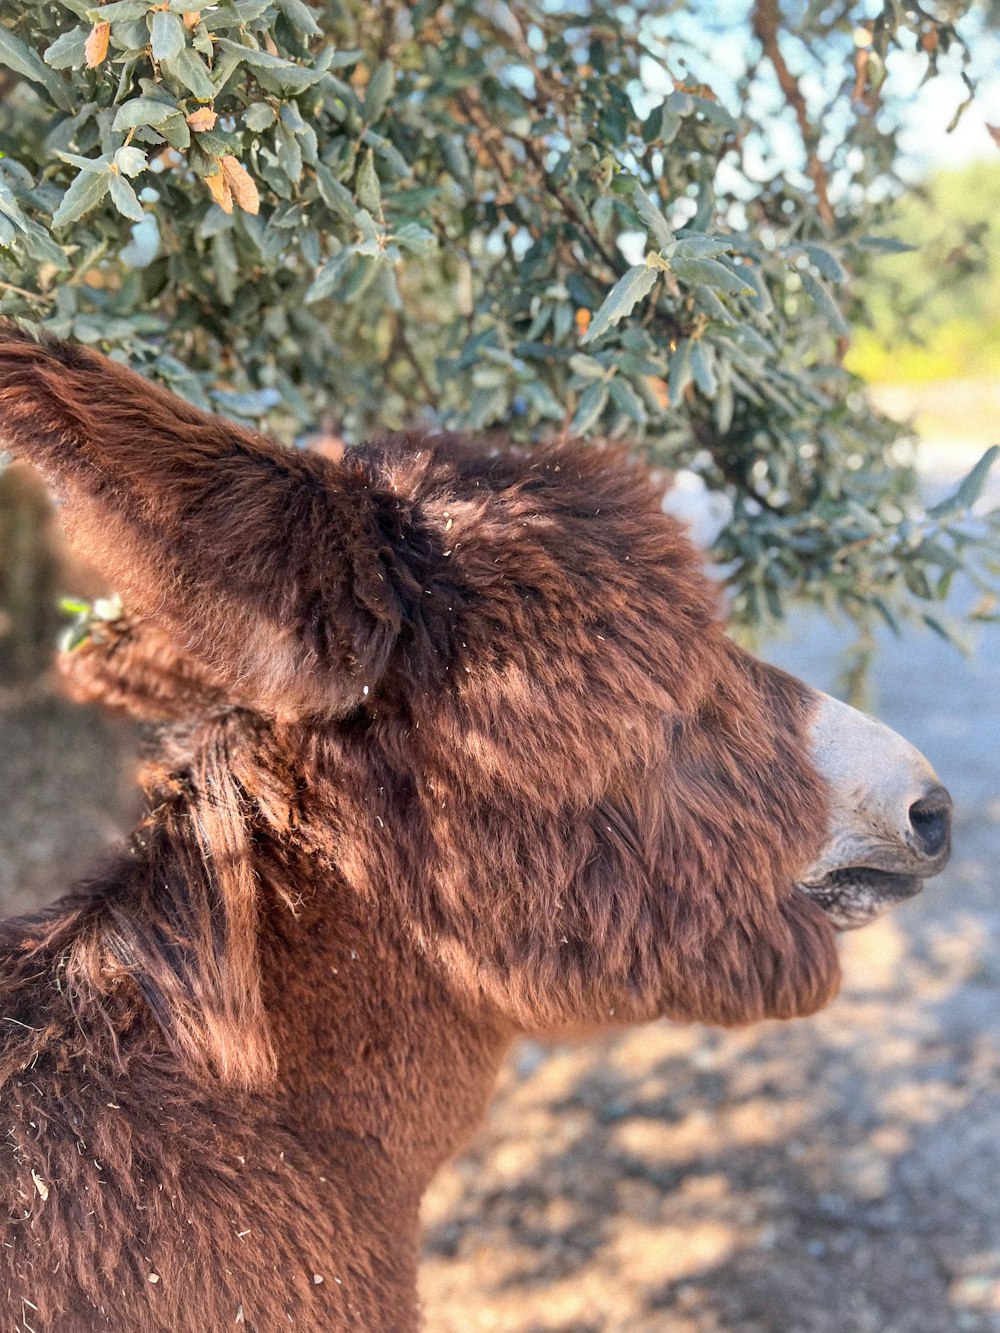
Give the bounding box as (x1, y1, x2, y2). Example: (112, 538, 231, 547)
(2, 1, 1000, 1329)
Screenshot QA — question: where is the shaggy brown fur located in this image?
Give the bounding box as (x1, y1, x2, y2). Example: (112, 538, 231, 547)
(0, 322, 839, 1331)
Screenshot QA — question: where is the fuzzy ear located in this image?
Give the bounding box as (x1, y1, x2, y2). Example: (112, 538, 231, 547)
(0, 322, 402, 717)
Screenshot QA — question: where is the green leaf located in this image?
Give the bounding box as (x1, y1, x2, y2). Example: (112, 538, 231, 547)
(741, 265, 773, 315)
(631, 184, 673, 249)
(690, 340, 717, 397)
(361, 129, 406, 179)
(668, 339, 693, 404)
(439, 134, 472, 188)
(0, 177, 31, 230)
(714, 379, 734, 434)
(671, 257, 754, 296)
(568, 354, 606, 381)
(109, 173, 145, 221)
(113, 97, 182, 131)
(339, 251, 386, 303)
(114, 146, 148, 178)
(315, 163, 355, 219)
(275, 0, 323, 36)
(0, 25, 72, 109)
(275, 120, 303, 183)
(304, 247, 353, 303)
(928, 446, 1000, 518)
(356, 149, 381, 213)
(363, 60, 394, 124)
(672, 234, 731, 261)
(582, 265, 659, 344)
(84, 0, 148, 19)
(693, 285, 736, 326)
(571, 380, 610, 435)
(150, 9, 186, 61)
(521, 380, 564, 420)
(158, 112, 192, 150)
(244, 102, 277, 132)
(56, 150, 109, 173)
(52, 168, 111, 227)
(162, 49, 216, 99)
(643, 102, 682, 145)
(591, 194, 613, 238)
(800, 242, 848, 284)
(464, 384, 510, 430)
(214, 38, 322, 90)
(609, 376, 647, 423)
(43, 27, 89, 70)
(921, 613, 956, 643)
(232, 0, 274, 21)
(394, 222, 436, 255)
(855, 236, 915, 254)
(799, 270, 849, 336)
(41, 0, 89, 14)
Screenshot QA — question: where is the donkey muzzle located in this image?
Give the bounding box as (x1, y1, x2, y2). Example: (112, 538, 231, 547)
(797, 692, 952, 929)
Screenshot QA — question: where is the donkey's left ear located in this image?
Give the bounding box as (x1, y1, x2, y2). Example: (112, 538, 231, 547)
(0, 322, 407, 718)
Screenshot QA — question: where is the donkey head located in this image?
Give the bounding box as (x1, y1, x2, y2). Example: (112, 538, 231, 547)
(0, 323, 950, 1082)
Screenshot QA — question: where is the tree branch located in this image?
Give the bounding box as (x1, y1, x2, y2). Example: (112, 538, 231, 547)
(690, 416, 786, 515)
(752, 0, 835, 230)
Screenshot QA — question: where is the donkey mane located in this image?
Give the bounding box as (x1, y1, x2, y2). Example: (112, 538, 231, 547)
(0, 709, 284, 1088)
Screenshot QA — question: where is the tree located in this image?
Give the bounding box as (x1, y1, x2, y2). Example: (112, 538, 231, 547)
(0, 0, 997, 643)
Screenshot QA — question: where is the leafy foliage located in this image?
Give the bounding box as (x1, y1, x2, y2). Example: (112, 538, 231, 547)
(0, 0, 997, 640)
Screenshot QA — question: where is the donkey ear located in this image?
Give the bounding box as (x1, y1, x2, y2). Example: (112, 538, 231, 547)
(0, 322, 403, 718)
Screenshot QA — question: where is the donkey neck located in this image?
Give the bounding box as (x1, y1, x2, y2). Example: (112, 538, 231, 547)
(256, 855, 513, 1196)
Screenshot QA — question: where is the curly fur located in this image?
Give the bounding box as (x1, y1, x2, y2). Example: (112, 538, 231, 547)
(0, 322, 839, 1331)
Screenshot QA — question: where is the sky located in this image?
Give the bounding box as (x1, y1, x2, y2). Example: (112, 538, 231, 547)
(631, 1, 1000, 178)
(891, 52, 1000, 174)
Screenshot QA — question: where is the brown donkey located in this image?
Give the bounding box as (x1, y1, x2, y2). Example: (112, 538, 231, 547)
(0, 324, 951, 1331)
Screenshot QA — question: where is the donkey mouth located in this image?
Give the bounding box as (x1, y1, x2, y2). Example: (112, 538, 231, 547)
(795, 867, 924, 930)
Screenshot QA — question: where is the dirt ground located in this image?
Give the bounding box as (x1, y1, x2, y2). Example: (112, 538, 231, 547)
(0, 446, 997, 1333)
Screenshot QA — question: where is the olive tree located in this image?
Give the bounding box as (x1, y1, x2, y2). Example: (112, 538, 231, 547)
(1, 0, 997, 644)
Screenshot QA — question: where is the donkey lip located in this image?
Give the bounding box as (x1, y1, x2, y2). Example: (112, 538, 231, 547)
(795, 867, 924, 931)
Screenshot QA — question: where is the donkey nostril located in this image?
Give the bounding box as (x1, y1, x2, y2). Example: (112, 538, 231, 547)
(908, 786, 952, 859)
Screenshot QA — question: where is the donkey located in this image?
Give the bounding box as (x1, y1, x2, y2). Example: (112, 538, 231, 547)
(0, 323, 951, 1331)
